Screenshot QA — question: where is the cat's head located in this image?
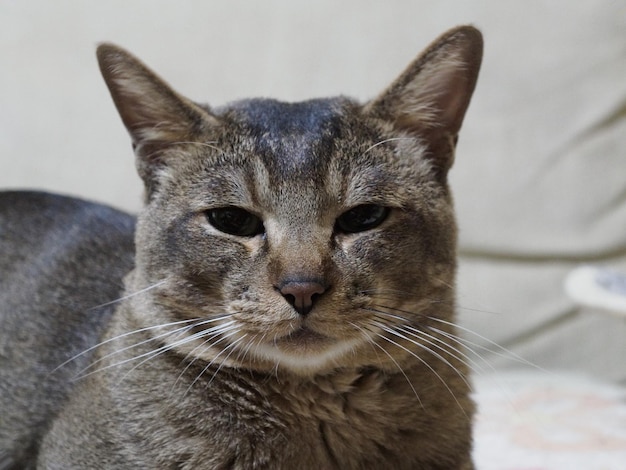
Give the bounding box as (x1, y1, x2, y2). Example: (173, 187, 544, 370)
(97, 26, 482, 376)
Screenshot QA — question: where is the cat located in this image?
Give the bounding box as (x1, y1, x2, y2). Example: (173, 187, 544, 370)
(0, 25, 482, 469)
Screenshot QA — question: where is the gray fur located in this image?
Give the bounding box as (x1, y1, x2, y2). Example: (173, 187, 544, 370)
(0, 192, 135, 469)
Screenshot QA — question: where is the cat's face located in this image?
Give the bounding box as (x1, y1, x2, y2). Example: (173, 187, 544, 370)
(133, 98, 457, 374)
(97, 26, 482, 375)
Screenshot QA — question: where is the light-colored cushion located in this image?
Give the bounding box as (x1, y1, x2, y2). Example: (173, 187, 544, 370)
(451, 0, 626, 383)
(473, 371, 626, 469)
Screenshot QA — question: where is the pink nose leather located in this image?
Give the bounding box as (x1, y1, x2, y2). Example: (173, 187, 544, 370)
(278, 281, 326, 315)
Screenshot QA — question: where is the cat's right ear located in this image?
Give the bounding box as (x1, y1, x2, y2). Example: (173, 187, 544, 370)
(96, 44, 219, 194)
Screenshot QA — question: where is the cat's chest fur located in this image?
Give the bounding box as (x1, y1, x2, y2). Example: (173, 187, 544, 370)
(93, 324, 467, 469)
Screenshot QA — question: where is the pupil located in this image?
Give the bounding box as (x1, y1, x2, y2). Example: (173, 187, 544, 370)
(338, 204, 388, 233)
(208, 207, 262, 237)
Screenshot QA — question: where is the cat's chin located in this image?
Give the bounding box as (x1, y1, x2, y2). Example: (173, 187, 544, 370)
(252, 328, 362, 375)
(277, 326, 327, 345)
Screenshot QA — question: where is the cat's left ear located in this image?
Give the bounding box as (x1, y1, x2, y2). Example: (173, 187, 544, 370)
(364, 26, 483, 178)
(97, 43, 219, 195)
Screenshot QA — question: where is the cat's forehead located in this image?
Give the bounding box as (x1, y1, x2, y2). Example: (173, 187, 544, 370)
(220, 98, 354, 181)
(197, 98, 431, 213)
(225, 98, 343, 136)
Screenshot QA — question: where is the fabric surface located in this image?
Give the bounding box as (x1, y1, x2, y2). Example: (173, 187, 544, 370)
(473, 372, 626, 469)
(450, 1, 626, 383)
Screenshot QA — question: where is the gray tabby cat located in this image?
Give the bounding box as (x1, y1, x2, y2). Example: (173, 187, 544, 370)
(0, 26, 482, 469)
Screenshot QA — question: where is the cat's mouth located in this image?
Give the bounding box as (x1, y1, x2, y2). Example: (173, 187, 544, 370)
(250, 323, 364, 373)
(279, 326, 328, 345)
(269, 325, 339, 354)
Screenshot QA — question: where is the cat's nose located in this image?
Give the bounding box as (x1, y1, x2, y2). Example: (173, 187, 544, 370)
(278, 280, 327, 316)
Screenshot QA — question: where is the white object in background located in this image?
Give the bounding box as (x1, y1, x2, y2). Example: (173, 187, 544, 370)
(564, 266, 626, 316)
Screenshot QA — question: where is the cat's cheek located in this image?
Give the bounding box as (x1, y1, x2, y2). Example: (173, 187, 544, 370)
(336, 219, 437, 304)
(389, 230, 456, 305)
(144, 213, 247, 289)
(338, 232, 401, 279)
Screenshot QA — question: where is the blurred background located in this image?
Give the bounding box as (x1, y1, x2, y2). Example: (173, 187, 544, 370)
(1, 0, 625, 385)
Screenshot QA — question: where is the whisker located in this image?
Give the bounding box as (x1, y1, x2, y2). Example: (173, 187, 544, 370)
(75, 319, 235, 381)
(369, 304, 537, 374)
(427, 318, 543, 371)
(205, 334, 247, 386)
(168, 140, 223, 153)
(368, 301, 535, 369)
(351, 321, 384, 364)
(119, 320, 238, 385)
(395, 323, 485, 376)
(371, 319, 471, 397)
(349, 321, 423, 408)
(184, 333, 245, 396)
(429, 299, 506, 316)
(361, 287, 505, 317)
(87, 280, 168, 311)
(235, 332, 262, 366)
(372, 324, 468, 417)
(74, 317, 228, 377)
(369, 308, 486, 375)
(171, 322, 241, 389)
(362, 137, 418, 155)
(247, 332, 271, 376)
(49, 317, 203, 376)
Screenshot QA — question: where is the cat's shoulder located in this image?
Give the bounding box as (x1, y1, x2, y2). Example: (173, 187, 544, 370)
(0, 191, 136, 469)
(0, 190, 135, 232)
(0, 190, 136, 279)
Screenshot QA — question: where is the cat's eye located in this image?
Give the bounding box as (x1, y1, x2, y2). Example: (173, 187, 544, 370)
(335, 204, 390, 234)
(206, 207, 264, 237)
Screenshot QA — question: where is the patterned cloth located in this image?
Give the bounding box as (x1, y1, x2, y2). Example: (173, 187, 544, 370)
(473, 372, 626, 470)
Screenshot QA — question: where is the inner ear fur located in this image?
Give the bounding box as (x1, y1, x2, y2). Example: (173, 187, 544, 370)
(364, 26, 483, 176)
(96, 43, 219, 191)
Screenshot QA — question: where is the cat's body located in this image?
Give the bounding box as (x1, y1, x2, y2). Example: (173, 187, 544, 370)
(0, 26, 482, 469)
(0, 192, 135, 469)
